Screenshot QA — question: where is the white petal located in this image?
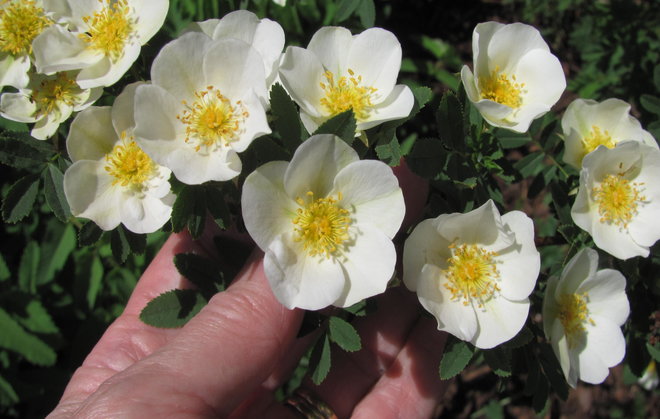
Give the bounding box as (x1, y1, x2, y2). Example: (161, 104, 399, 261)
(241, 160, 297, 251)
(487, 23, 549, 72)
(471, 22, 504, 81)
(250, 18, 285, 86)
(417, 263, 478, 342)
(133, 84, 183, 160)
(67, 106, 117, 161)
(120, 192, 172, 234)
(592, 218, 648, 259)
(166, 146, 241, 185)
(111, 82, 143, 135)
(0, 54, 29, 89)
(132, 0, 169, 44)
(473, 296, 530, 349)
(264, 233, 346, 310)
(229, 89, 271, 153)
(359, 84, 414, 130)
(331, 160, 405, 238)
(460, 66, 480, 103)
(515, 49, 565, 108)
(183, 18, 219, 37)
(334, 224, 396, 307)
(31, 113, 60, 140)
(76, 41, 141, 89)
(436, 200, 507, 246)
(278, 46, 327, 117)
(542, 276, 559, 338)
(472, 99, 515, 128)
(0, 93, 37, 123)
(63, 160, 121, 231)
(307, 26, 352, 73)
(496, 211, 540, 300)
(578, 315, 626, 383)
(579, 269, 629, 326)
(403, 218, 451, 292)
(284, 134, 358, 199)
(151, 33, 212, 103)
(347, 28, 402, 96)
(32, 25, 101, 74)
(549, 318, 576, 387)
(555, 248, 598, 298)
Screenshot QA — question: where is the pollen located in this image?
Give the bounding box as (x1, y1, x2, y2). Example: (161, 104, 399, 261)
(292, 191, 351, 258)
(31, 73, 78, 118)
(104, 133, 157, 188)
(443, 243, 500, 308)
(557, 292, 594, 348)
(592, 172, 645, 228)
(80, 0, 134, 62)
(0, 0, 51, 56)
(319, 69, 377, 121)
(582, 125, 615, 157)
(177, 86, 248, 153)
(479, 66, 525, 109)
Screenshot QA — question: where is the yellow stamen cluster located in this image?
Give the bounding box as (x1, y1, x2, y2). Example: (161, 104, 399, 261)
(557, 292, 594, 348)
(104, 133, 157, 188)
(592, 172, 645, 228)
(319, 69, 377, 121)
(80, 0, 134, 62)
(31, 73, 78, 117)
(177, 86, 248, 153)
(443, 243, 500, 308)
(0, 0, 51, 55)
(479, 66, 525, 109)
(582, 126, 615, 156)
(293, 191, 351, 258)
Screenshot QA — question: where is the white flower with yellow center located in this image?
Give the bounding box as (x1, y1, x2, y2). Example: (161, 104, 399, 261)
(0, 70, 101, 139)
(461, 22, 566, 133)
(403, 200, 540, 349)
(31, 0, 168, 88)
(561, 98, 658, 169)
(0, 0, 53, 89)
(63, 82, 174, 233)
(278, 26, 414, 135)
(184, 10, 284, 90)
(133, 33, 270, 185)
(242, 134, 405, 310)
(571, 141, 660, 260)
(542, 248, 629, 387)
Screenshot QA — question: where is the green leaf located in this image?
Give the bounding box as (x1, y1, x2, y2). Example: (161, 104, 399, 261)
(78, 222, 104, 247)
(85, 255, 103, 310)
(0, 253, 9, 281)
(513, 151, 545, 178)
(0, 132, 53, 169)
(410, 85, 433, 118)
(17, 300, 59, 334)
(532, 375, 549, 413)
(0, 307, 56, 366)
(205, 185, 230, 230)
(2, 174, 40, 223)
(111, 226, 131, 263)
(334, 0, 360, 23)
(313, 110, 356, 145)
(654, 64, 660, 91)
(0, 373, 19, 405)
(375, 135, 402, 166)
(539, 342, 569, 400)
(483, 346, 512, 377)
(647, 343, 660, 362)
(502, 326, 533, 349)
(37, 221, 75, 286)
(328, 316, 361, 352)
(42, 163, 71, 222)
(436, 91, 465, 150)
(270, 83, 302, 151)
(357, 0, 375, 28)
(171, 185, 207, 239)
(174, 253, 223, 296)
(495, 130, 531, 149)
(439, 336, 474, 379)
(310, 334, 332, 385)
(18, 242, 40, 294)
(640, 94, 660, 115)
(407, 137, 446, 179)
(139, 289, 207, 328)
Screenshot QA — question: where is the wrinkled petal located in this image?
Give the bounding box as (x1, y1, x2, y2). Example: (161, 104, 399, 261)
(347, 27, 402, 96)
(66, 106, 116, 161)
(358, 84, 414, 130)
(473, 296, 530, 349)
(403, 219, 451, 292)
(496, 211, 540, 300)
(307, 26, 352, 73)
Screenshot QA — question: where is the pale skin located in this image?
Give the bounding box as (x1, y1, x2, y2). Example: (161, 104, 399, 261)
(47, 163, 449, 418)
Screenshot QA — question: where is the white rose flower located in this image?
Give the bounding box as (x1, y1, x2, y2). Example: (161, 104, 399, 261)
(0, 70, 101, 140)
(185, 10, 285, 90)
(561, 98, 658, 169)
(461, 22, 566, 133)
(241, 134, 405, 310)
(133, 33, 270, 185)
(278, 26, 414, 135)
(0, 0, 53, 89)
(63, 82, 174, 233)
(403, 200, 540, 349)
(571, 141, 660, 260)
(32, 0, 168, 88)
(543, 248, 629, 387)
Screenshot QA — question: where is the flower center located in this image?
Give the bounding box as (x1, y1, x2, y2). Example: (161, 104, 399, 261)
(557, 292, 594, 348)
(0, 0, 51, 55)
(292, 191, 351, 258)
(31, 73, 79, 117)
(582, 125, 614, 157)
(592, 172, 645, 228)
(443, 243, 500, 308)
(479, 67, 525, 108)
(319, 69, 377, 121)
(105, 134, 157, 188)
(80, 0, 134, 62)
(177, 86, 248, 153)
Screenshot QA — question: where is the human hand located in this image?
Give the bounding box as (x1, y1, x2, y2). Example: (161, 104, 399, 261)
(48, 163, 449, 418)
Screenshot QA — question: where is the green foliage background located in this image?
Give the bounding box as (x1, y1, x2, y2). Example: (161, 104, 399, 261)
(0, 0, 658, 417)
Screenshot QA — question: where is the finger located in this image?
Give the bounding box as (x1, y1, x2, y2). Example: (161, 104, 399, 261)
(69, 251, 304, 418)
(351, 317, 449, 418)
